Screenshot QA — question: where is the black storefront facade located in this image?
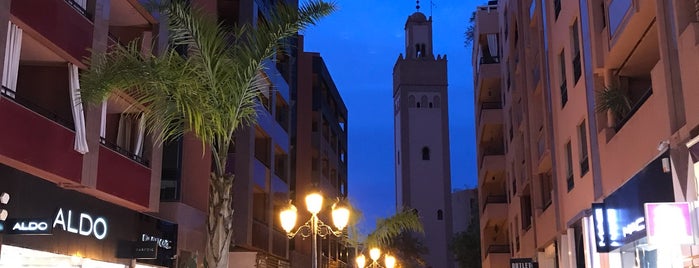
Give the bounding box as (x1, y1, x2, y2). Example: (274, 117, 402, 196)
(591, 151, 691, 268)
(0, 164, 177, 267)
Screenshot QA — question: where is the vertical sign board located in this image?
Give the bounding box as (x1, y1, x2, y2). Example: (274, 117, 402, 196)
(592, 203, 610, 253)
(510, 258, 537, 268)
(644, 202, 693, 245)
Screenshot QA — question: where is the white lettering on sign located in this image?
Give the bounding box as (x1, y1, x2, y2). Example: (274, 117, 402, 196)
(594, 208, 606, 248)
(12, 221, 48, 231)
(53, 208, 108, 240)
(622, 217, 645, 237)
(142, 234, 172, 249)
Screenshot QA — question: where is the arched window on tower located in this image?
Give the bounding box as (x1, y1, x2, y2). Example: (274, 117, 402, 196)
(416, 44, 422, 58)
(422, 147, 430, 160)
(433, 96, 441, 108)
(421, 44, 426, 57)
(409, 95, 416, 108)
(437, 209, 443, 220)
(421, 96, 428, 108)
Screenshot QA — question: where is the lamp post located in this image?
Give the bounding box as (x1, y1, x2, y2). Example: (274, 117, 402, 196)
(279, 192, 350, 268)
(355, 248, 396, 268)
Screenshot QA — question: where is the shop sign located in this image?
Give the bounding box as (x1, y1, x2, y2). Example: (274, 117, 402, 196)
(53, 208, 108, 240)
(644, 202, 693, 245)
(133, 241, 158, 259)
(510, 258, 537, 268)
(593, 203, 646, 252)
(141, 234, 173, 249)
(4, 218, 52, 235)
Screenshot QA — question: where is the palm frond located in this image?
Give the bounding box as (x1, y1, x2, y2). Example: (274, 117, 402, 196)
(365, 208, 424, 249)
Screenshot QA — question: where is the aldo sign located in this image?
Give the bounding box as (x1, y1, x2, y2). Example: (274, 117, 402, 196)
(53, 208, 108, 240)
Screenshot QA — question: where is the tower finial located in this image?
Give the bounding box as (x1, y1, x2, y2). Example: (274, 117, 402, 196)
(416, 0, 420, 11)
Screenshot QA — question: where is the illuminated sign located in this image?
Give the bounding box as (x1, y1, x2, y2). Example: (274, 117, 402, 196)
(593, 204, 646, 252)
(53, 208, 107, 240)
(4, 218, 52, 235)
(510, 258, 537, 268)
(141, 234, 173, 249)
(645, 202, 693, 245)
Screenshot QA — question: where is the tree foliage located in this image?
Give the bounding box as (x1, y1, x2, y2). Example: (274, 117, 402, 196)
(450, 204, 481, 268)
(80, 1, 336, 267)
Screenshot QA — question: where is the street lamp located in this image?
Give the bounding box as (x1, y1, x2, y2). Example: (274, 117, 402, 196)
(355, 247, 396, 268)
(279, 192, 350, 268)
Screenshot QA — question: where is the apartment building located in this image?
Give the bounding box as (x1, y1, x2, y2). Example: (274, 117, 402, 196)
(0, 0, 177, 267)
(0, 0, 302, 267)
(291, 35, 349, 268)
(156, 1, 300, 267)
(475, 0, 699, 267)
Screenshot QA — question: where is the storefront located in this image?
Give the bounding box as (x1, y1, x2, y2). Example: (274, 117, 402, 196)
(591, 151, 689, 268)
(0, 164, 177, 267)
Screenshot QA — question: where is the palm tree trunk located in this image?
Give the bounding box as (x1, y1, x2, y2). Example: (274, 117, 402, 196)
(206, 173, 234, 268)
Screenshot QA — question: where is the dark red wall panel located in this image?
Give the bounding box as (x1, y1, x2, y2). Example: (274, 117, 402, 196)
(0, 99, 82, 182)
(11, 0, 94, 61)
(97, 147, 151, 207)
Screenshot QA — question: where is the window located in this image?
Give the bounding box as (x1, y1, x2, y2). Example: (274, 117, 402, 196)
(437, 210, 443, 221)
(421, 95, 428, 108)
(571, 19, 582, 84)
(422, 147, 430, 160)
(565, 141, 574, 191)
(554, 0, 561, 20)
(521, 193, 532, 230)
(540, 171, 553, 209)
(578, 120, 590, 176)
(559, 50, 568, 107)
(409, 95, 416, 108)
(433, 96, 441, 108)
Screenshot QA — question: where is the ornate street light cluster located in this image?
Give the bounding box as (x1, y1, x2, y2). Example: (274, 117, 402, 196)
(279, 192, 350, 268)
(356, 247, 396, 268)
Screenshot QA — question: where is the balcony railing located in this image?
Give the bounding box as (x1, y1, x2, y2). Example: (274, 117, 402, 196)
(479, 56, 500, 64)
(482, 195, 507, 213)
(271, 228, 287, 258)
(65, 0, 91, 20)
(613, 87, 653, 132)
(100, 138, 150, 167)
(1, 87, 75, 131)
(486, 244, 510, 256)
(252, 219, 270, 251)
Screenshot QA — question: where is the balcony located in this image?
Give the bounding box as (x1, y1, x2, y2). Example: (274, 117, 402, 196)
(271, 228, 287, 258)
(478, 102, 503, 126)
(480, 197, 507, 228)
(252, 219, 270, 251)
(0, 91, 82, 183)
(482, 244, 510, 268)
(479, 154, 504, 183)
(96, 145, 151, 208)
(11, 0, 94, 62)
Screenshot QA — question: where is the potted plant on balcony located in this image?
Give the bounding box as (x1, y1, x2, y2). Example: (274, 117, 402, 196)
(595, 82, 631, 129)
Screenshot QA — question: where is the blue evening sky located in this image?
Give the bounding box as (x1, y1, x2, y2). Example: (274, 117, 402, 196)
(301, 0, 481, 234)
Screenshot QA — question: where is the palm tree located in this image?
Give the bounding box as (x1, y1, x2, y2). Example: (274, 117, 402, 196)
(79, 1, 336, 267)
(362, 208, 425, 266)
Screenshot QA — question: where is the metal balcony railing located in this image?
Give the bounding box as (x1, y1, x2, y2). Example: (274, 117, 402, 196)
(100, 138, 150, 167)
(1, 87, 75, 131)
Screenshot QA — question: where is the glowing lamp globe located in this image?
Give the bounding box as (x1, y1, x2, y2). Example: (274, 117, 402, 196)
(369, 248, 381, 262)
(331, 204, 350, 230)
(280, 203, 298, 233)
(355, 254, 366, 268)
(305, 192, 323, 214)
(385, 255, 396, 268)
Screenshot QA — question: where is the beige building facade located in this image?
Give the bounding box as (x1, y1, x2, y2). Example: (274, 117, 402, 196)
(474, 0, 699, 267)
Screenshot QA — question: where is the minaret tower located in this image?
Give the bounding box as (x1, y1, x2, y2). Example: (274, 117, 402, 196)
(393, 2, 452, 267)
